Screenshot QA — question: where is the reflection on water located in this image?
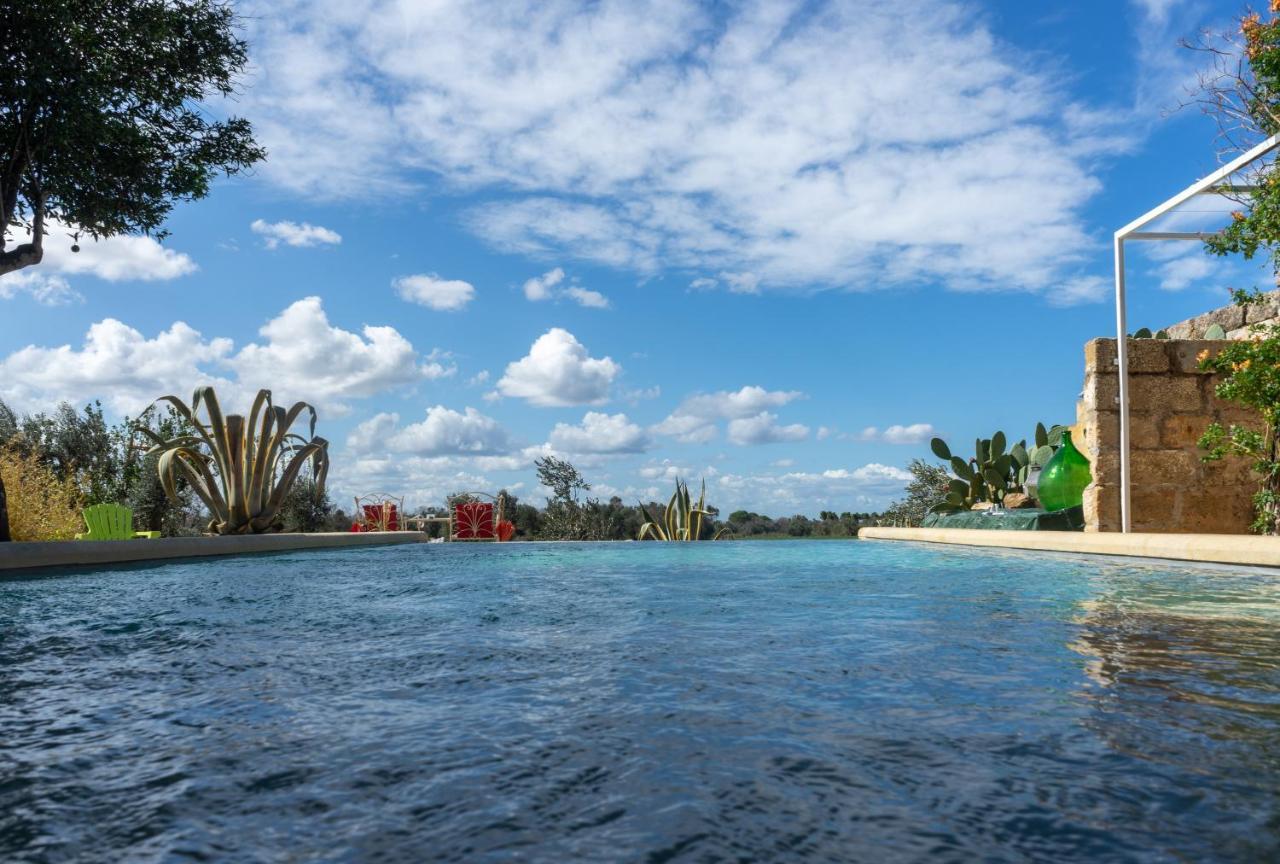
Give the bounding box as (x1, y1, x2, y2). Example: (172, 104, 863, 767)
(1, 542, 1279, 862)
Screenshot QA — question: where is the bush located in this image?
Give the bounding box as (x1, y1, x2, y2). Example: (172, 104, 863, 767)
(0, 446, 83, 540)
(279, 478, 337, 533)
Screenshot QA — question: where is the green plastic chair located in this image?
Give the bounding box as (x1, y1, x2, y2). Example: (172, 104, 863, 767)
(75, 503, 161, 540)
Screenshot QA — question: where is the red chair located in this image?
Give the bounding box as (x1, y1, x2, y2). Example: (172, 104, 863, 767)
(353, 495, 402, 532)
(454, 501, 496, 540)
(361, 503, 399, 532)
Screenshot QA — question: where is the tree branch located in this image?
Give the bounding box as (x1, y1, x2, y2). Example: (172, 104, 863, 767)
(0, 168, 43, 277)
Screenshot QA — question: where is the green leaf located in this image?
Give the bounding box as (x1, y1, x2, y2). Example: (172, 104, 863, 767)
(1010, 442, 1028, 467)
(930, 437, 952, 460)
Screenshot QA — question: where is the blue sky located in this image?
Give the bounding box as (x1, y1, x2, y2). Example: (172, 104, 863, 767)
(0, 0, 1272, 515)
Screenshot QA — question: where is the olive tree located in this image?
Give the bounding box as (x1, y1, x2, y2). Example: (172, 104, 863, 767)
(1, 0, 264, 276)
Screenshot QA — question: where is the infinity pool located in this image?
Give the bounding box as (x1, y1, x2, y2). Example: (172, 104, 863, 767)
(2, 541, 1279, 862)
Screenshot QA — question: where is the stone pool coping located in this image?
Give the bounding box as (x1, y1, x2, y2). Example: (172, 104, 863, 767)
(0, 531, 429, 572)
(857, 527, 1280, 569)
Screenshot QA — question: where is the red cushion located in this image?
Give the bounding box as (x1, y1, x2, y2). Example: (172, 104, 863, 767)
(455, 502, 495, 539)
(361, 504, 399, 531)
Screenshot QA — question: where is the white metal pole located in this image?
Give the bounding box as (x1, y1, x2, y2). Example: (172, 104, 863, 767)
(1113, 236, 1131, 533)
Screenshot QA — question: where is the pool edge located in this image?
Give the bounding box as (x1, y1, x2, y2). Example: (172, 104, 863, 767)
(0, 532, 429, 572)
(857, 527, 1280, 569)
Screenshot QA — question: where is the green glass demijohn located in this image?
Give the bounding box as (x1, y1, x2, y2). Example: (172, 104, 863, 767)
(1036, 429, 1092, 512)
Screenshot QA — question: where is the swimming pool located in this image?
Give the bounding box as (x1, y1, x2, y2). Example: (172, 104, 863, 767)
(1, 540, 1278, 862)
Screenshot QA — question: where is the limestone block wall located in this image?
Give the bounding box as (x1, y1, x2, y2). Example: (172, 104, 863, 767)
(1164, 290, 1280, 340)
(1077, 338, 1260, 534)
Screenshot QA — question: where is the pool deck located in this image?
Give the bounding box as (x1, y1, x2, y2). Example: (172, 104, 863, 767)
(0, 531, 429, 572)
(858, 527, 1280, 569)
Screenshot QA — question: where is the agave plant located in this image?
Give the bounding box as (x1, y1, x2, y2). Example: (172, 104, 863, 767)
(136, 387, 330, 535)
(638, 478, 730, 541)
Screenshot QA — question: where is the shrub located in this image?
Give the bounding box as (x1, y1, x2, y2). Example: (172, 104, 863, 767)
(1197, 289, 1280, 534)
(0, 446, 83, 541)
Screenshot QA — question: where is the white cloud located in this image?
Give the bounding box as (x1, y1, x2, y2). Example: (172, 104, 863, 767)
(1153, 251, 1215, 292)
(496, 328, 620, 407)
(523, 267, 565, 301)
(721, 272, 761, 295)
(0, 270, 81, 306)
(714, 462, 912, 513)
(0, 319, 234, 414)
(674, 386, 803, 420)
(861, 423, 937, 444)
(522, 267, 609, 308)
(548, 411, 651, 454)
(394, 273, 477, 311)
(564, 286, 610, 308)
(0, 297, 447, 418)
(1, 219, 196, 292)
(347, 406, 511, 456)
(651, 413, 718, 444)
(726, 411, 809, 446)
(654, 385, 804, 443)
(238, 0, 1128, 299)
(230, 297, 452, 412)
(328, 453, 497, 513)
(250, 218, 342, 249)
(1048, 276, 1111, 307)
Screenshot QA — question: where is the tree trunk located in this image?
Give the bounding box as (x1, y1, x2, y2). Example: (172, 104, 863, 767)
(0, 474, 10, 542)
(0, 169, 44, 277)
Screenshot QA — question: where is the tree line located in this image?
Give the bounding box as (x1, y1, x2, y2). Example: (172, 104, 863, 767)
(0, 399, 341, 540)
(0, 401, 901, 541)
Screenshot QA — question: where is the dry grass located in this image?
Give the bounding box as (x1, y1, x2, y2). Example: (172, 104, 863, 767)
(0, 446, 84, 541)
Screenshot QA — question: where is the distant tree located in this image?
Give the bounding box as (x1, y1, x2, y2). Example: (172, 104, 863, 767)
(535, 456, 590, 503)
(123, 403, 202, 534)
(881, 459, 950, 527)
(535, 456, 598, 540)
(0, 400, 11, 540)
(14, 401, 120, 503)
(786, 515, 814, 537)
(1184, 6, 1280, 272)
(0, 462, 8, 542)
(512, 503, 542, 539)
(0, 398, 203, 536)
(279, 477, 336, 534)
(2, 0, 264, 276)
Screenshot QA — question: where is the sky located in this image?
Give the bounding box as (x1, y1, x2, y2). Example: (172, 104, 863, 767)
(0, 0, 1273, 517)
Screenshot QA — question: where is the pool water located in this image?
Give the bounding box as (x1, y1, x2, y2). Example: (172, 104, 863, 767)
(2, 541, 1279, 862)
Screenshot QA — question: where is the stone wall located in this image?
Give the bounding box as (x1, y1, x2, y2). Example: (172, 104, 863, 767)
(1164, 289, 1280, 340)
(1077, 338, 1260, 533)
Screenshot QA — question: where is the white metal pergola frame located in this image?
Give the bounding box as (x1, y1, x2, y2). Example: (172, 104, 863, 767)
(1113, 133, 1280, 532)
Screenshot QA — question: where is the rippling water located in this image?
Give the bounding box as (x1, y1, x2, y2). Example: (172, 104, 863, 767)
(2, 541, 1280, 862)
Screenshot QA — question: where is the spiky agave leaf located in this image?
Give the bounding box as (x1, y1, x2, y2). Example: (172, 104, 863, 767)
(136, 387, 329, 535)
(637, 478, 726, 541)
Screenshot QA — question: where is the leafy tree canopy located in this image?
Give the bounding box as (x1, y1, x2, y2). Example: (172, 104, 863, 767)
(1, 0, 264, 275)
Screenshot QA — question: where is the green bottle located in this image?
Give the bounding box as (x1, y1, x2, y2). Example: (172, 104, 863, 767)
(1037, 429, 1091, 512)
